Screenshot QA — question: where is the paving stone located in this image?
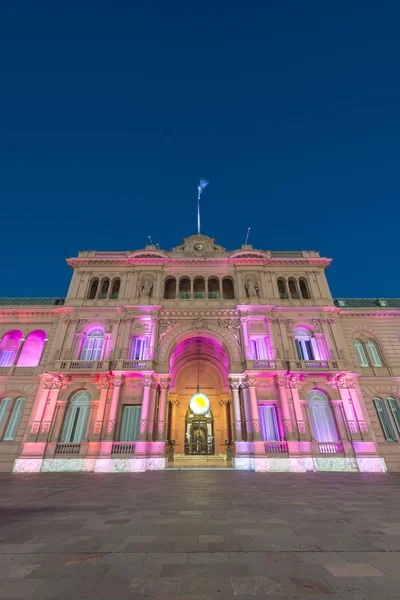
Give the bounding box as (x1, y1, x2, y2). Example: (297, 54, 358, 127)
(323, 562, 386, 577)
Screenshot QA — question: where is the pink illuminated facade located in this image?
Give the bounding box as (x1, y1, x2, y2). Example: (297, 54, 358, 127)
(0, 234, 398, 473)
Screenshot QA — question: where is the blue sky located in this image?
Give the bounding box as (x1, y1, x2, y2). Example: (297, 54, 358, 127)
(1, 2, 399, 298)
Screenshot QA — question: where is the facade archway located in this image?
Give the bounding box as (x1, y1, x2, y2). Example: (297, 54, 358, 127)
(167, 335, 232, 458)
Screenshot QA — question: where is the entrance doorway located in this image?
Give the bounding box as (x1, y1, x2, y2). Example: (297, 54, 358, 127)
(185, 407, 214, 455)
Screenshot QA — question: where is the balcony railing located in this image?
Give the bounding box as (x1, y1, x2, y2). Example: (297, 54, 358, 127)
(55, 443, 81, 455)
(178, 291, 191, 300)
(193, 291, 206, 299)
(265, 441, 288, 455)
(246, 359, 287, 370)
(57, 360, 107, 371)
(112, 359, 154, 371)
(176, 291, 221, 300)
(287, 359, 342, 371)
(208, 292, 220, 299)
(316, 442, 344, 455)
(111, 442, 136, 455)
(0, 366, 41, 376)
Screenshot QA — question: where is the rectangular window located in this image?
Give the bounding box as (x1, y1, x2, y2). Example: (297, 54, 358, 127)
(130, 337, 149, 360)
(374, 398, 397, 442)
(258, 405, 280, 441)
(0, 351, 14, 367)
(119, 405, 141, 441)
(250, 337, 268, 360)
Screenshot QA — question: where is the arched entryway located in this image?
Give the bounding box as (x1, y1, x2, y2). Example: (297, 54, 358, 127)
(167, 335, 232, 465)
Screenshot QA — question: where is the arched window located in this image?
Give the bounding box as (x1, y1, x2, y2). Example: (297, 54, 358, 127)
(60, 390, 91, 443)
(354, 340, 369, 367)
(178, 277, 191, 299)
(99, 278, 110, 300)
(88, 279, 99, 300)
(308, 389, 338, 442)
(80, 327, 105, 361)
(288, 278, 299, 300)
(294, 327, 319, 361)
(110, 278, 120, 299)
(299, 278, 310, 300)
(222, 277, 234, 299)
(17, 330, 46, 367)
(164, 277, 177, 299)
(366, 340, 383, 367)
(193, 277, 206, 299)
(277, 278, 288, 300)
(208, 277, 220, 300)
(2, 397, 25, 441)
(0, 330, 23, 367)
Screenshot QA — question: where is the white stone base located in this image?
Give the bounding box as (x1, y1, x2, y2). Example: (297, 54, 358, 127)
(356, 457, 387, 472)
(234, 455, 387, 473)
(12, 457, 166, 473)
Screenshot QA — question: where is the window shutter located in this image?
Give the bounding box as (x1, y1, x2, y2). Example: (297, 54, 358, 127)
(304, 340, 313, 360)
(373, 398, 396, 441)
(72, 405, 90, 442)
(0, 397, 11, 431)
(120, 406, 141, 441)
(259, 405, 279, 441)
(295, 339, 303, 360)
(60, 405, 78, 442)
(4, 397, 25, 441)
(387, 398, 400, 435)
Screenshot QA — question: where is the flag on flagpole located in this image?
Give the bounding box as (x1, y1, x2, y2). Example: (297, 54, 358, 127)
(198, 179, 209, 199)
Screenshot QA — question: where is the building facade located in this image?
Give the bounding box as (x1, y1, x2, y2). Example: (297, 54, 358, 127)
(0, 234, 399, 473)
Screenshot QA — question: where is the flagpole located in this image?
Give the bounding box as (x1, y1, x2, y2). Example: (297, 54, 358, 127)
(197, 188, 201, 234)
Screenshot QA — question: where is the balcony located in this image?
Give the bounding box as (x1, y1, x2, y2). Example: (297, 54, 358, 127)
(246, 359, 287, 370)
(177, 292, 221, 300)
(287, 359, 344, 372)
(265, 441, 288, 455)
(112, 359, 154, 371)
(55, 443, 81, 455)
(314, 442, 344, 455)
(55, 360, 110, 372)
(111, 442, 136, 456)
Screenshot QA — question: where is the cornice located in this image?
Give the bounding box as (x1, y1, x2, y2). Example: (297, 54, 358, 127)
(66, 256, 331, 268)
(338, 310, 400, 318)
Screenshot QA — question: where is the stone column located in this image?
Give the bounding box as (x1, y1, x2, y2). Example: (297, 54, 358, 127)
(275, 375, 295, 440)
(147, 382, 158, 440)
(13, 337, 26, 366)
(26, 374, 53, 440)
(240, 319, 251, 359)
(93, 374, 113, 441)
(285, 372, 307, 440)
(104, 375, 125, 440)
(245, 375, 261, 441)
(139, 377, 153, 441)
(156, 377, 171, 441)
(228, 376, 244, 441)
(328, 374, 361, 440)
(51, 400, 68, 442)
(38, 375, 70, 442)
(148, 318, 158, 361)
(86, 401, 99, 441)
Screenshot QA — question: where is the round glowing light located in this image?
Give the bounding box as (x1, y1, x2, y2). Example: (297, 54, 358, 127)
(190, 392, 210, 415)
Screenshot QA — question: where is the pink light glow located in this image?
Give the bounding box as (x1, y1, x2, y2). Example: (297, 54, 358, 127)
(0, 329, 22, 365)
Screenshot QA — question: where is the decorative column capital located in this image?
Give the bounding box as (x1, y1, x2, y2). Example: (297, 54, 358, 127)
(157, 375, 171, 390)
(228, 375, 245, 390)
(285, 372, 305, 389)
(275, 374, 286, 388)
(245, 374, 258, 388)
(112, 375, 125, 388)
(94, 372, 114, 390)
(327, 373, 356, 390)
(143, 376, 154, 388)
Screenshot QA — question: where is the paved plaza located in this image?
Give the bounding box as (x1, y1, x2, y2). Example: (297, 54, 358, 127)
(0, 472, 400, 599)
